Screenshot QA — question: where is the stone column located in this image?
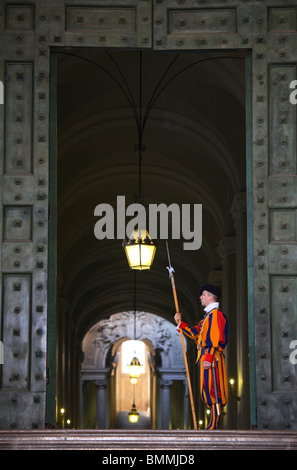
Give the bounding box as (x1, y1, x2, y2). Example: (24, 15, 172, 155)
(151, 371, 157, 430)
(231, 192, 249, 429)
(95, 379, 108, 429)
(217, 236, 237, 429)
(160, 379, 173, 429)
(80, 379, 84, 429)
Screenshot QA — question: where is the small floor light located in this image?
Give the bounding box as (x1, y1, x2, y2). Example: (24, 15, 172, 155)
(229, 378, 235, 390)
(60, 408, 65, 429)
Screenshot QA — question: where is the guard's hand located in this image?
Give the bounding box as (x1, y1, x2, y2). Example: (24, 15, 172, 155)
(174, 312, 182, 324)
(204, 358, 216, 369)
(203, 361, 212, 370)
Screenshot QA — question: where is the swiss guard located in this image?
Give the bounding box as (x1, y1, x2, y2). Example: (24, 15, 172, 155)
(174, 284, 229, 430)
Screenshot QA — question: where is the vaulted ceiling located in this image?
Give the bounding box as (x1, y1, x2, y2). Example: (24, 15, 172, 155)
(55, 48, 246, 343)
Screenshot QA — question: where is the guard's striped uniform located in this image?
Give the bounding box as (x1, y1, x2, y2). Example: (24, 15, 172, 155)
(177, 307, 228, 429)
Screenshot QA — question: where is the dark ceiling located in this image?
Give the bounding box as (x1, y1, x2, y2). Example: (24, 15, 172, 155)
(55, 48, 247, 343)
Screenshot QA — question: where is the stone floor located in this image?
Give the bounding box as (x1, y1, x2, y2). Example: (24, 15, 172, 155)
(0, 429, 297, 450)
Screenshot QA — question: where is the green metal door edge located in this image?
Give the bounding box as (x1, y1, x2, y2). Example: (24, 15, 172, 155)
(45, 49, 255, 429)
(46, 53, 57, 426)
(245, 54, 257, 429)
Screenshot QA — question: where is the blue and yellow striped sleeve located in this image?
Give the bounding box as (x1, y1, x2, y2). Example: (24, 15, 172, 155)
(176, 320, 201, 342)
(177, 309, 228, 363)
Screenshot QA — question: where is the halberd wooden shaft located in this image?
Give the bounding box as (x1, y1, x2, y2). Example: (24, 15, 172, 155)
(166, 242, 197, 430)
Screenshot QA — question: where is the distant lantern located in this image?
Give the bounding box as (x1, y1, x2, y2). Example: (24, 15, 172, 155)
(128, 356, 142, 384)
(128, 403, 139, 423)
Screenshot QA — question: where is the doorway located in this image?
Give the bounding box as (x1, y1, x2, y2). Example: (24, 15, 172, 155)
(115, 340, 151, 428)
(52, 48, 249, 429)
(80, 311, 187, 429)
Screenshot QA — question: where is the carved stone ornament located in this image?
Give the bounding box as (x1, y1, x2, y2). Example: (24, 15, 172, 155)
(81, 311, 185, 371)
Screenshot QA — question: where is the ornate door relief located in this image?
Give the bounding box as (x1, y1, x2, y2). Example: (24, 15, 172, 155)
(153, 1, 252, 50)
(153, 0, 297, 430)
(0, 0, 153, 430)
(0, 0, 297, 430)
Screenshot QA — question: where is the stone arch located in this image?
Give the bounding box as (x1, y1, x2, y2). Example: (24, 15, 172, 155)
(81, 311, 187, 429)
(82, 311, 185, 370)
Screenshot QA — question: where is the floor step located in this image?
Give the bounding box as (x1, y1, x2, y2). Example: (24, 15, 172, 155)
(0, 429, 296, 450)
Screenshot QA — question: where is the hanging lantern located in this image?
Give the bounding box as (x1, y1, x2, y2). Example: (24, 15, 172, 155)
(123, 229, 156, 271)
(128, 355, 142, 384)
(128, 403, 139, 423)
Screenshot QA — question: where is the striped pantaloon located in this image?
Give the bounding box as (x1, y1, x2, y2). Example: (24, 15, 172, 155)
(199, 351, 228, 430)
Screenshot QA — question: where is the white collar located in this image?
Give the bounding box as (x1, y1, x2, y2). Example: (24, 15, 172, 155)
(204, 302, 219, 313)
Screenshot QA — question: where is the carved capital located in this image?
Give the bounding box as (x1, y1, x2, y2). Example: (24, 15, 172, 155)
(160, 379, 173, 389)
(217, 236, 236, 261)
(95, 379, 107, 389)
(230, 192, 246, 222)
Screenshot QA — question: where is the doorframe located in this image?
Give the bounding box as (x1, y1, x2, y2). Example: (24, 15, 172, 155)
(47, 47, 254, 428)
(46, 53, 58, 425)
(245, 54, 257, 428)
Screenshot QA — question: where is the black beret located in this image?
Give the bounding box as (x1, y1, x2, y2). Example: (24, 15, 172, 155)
(200, 284, 221, 299)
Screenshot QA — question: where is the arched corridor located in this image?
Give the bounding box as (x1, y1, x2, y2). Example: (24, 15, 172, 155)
(55, 48, 248, 430)
(80, 311, 188, 429)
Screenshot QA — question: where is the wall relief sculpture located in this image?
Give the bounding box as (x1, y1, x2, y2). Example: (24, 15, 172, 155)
(82, 311, 185, 372)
